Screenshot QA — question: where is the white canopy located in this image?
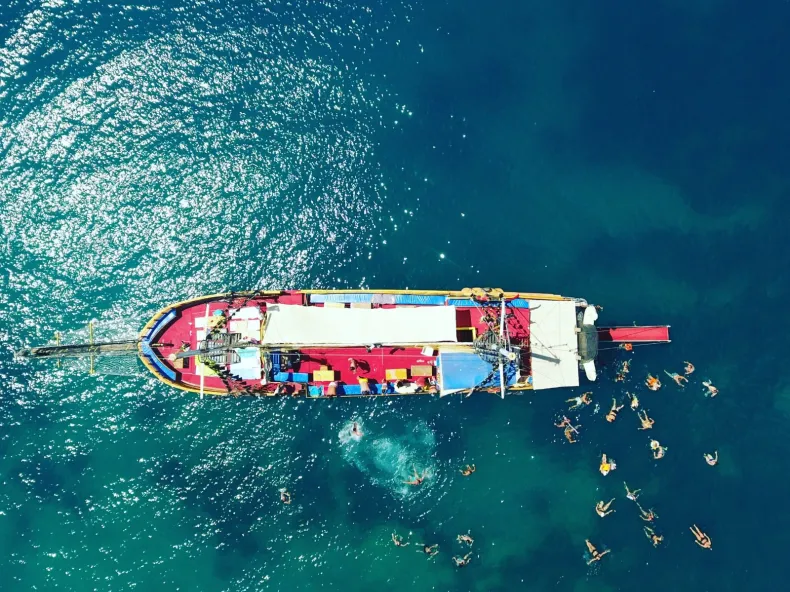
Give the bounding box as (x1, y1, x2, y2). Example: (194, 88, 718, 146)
(262, 304, 458, 345)
(529, 299, 580, 390)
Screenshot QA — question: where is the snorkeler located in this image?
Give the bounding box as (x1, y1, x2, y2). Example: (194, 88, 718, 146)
(566, 392, 592, 410)
(650, 439, 667, 459)
(690, 524, 712, 549)
(457, 532, 474, 546)
(702, 380, 719, 397)
(637, 503, 658, 522)
(606, 398, 625, 423)
(627, 392, 640, 410)
(684, 361, 695, 375)
(664, 370, 688, 387)
(599, 453, 616, 476)
(644, 526, 663, 547)
(595, 498, 615, 518)
(279, 488, 292, 504)
(645, 374, 662, 391)
(392, 532, 409, 547)
(564, 423, 581, 443)
(585, 540, 611, 565)
(452, 553, 472, 567)
(404, 465, 428, 486)
(624, 482, 641, 501)
(704, 451, 718, 466)
(637, 409, 655, 430)
(460, 464, 476, 476)
(418, 543, 439, 558)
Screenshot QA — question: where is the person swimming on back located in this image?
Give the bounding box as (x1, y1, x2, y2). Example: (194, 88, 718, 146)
(599, 454, 616, 476)
(460, 464, 476, 476)
(457, 532, 474, 546)
(392, 532, 409, 547)
(627, 392, 640, 410)
(595, 499, 615, 518)
(690, 524, 712, 549)
(644, 526, 663, 547)
(645, 374, 661, 391)
(404, 465, 428, 486)
(566, 392, 592, 410)
(684, 361, 695, 375)
(624, 482, 641, 501)
(564, 423, 581, 443)
(637, 409, 655, 430)
(650, 439, 667, 459)
(606, 398, 624, 423)
(585, 539, 610, 565)
(702, 380, 719, 397)
(704, 451, 718, 466)
(664, 370, 688, 387)
(637, 503, 658, 522)
(452, 552, 472, 567)
(417, 543, 439, 558)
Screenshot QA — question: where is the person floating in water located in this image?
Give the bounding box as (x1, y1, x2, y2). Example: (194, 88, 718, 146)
(684, 361, 695, 375)
(595, 499, 615, 518)
(637, 409, 655, 430)
(606, 398, 624, 423)
(650, 439, 667, 459)
(392, 532, 409, 547)
(452, 553, 472, 567)
(664, 370, 688, 387)
(702, 380, 719, 397)
(585, 539, 610, 565)
(404, 465, 428, 486)
(644, 526, 664, 547)
(619, 343, 633, 352)
(351, 422, 363, 439)
(645, 374, 661, 391)
(279, 488, 292, 504)
(566, 392, 592, 410)
(457, 532, 474, 546)
(599, 454, 616, 476)
(690, 524, 712, 549)
(460, 464, 476, 476)
(564, 423, 581, 443)
(417, 543, 439, 558)
(637, 503, 658, 522)
(624, 482, 641, 501)
(627, 392, 640, 410)
(615, 360, 631, 382)
(555, 415, 573, 429)
(704, 451, 718, 466)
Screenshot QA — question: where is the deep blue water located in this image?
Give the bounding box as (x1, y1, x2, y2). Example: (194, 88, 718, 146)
(2, 1, 790, 590)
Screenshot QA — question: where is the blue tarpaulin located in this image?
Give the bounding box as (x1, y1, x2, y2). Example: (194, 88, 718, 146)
(438, 351, 517, 390)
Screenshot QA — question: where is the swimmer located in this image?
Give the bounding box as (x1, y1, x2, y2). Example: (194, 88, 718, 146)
(619, 343, 633, 352)
(457, 532, 474, 546)
(664, 370, 688, 387)
(392, 532, 409, 547)
(555, 415, 573, 428)
(637, 409, 655, 430)
(702, 380, 719, 397)
(566, 392, 592, 410)
(627, 392, 640, 410)
(624, 482, 641, 501)
(564, 423, 581, 443)
(348, 357, 358, 373)
(279, 488, 292, 504)
(637, 503, 658, 522)
(417, 543, 439, 558)
(460, 464, 476, 476)
(452, 552, 472, 567)
(585, 539, 611, 565)
(351, 422, 363, 438)
(650, 439, 667, 459)
(690, 524, 712, 549)
(404, 465, 428, 486)
(704, 451, 718, 466)
(615, 360, 631, 382)
(644, 526, 664, 547)
(645, 374, 661, 391)
(606, 398, 625, 423)
(599, 453, 616, 476)
(684, 361, 695, 375)
(595, 498, 615, 518)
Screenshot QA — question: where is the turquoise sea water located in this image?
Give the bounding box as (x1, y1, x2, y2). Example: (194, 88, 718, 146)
(2, 1, 790, 590)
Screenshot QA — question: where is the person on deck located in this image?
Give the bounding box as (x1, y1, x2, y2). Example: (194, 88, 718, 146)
(566, 392, 592, 410)
(664, 370, 688, 387)
(599, 454, 616, 476)
(425, 377, 438, 394)
(359, 377, 371, 395)
(690, 524, 712, 549)
(637, 410, 655, 430)
(460, 465, 476, 476)
(404, 465, 428, 486)
(702, 380, 719, 397)
(624, 482, 641, 501)
(627, 392, 640, 410)
(606, 399, 624, 423)
(645, 374, 661, 391)
(585, 540, 610, 564)
(392, 533, 409, 547)
(684, 361, 695, 375)
(644, 526, 664, 547)
(704, 451, 718, 466)
(595, 499, 615, 518)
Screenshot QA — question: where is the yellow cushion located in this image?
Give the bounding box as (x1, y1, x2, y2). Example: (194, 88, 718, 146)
(386, 368, 408, 380)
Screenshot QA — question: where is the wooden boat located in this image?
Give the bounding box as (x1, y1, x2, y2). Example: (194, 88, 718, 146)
(22, 288, 670, 397)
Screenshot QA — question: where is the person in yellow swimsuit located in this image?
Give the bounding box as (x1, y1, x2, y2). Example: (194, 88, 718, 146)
(599, 454, 616, 476)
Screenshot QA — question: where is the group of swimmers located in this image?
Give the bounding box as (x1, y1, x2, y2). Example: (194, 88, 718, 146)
(391, 530, 474, 567)
(558, 357, 719, 562)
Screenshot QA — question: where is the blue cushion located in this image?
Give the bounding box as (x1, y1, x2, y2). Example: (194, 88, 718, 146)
(272, 372, 309, 383)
